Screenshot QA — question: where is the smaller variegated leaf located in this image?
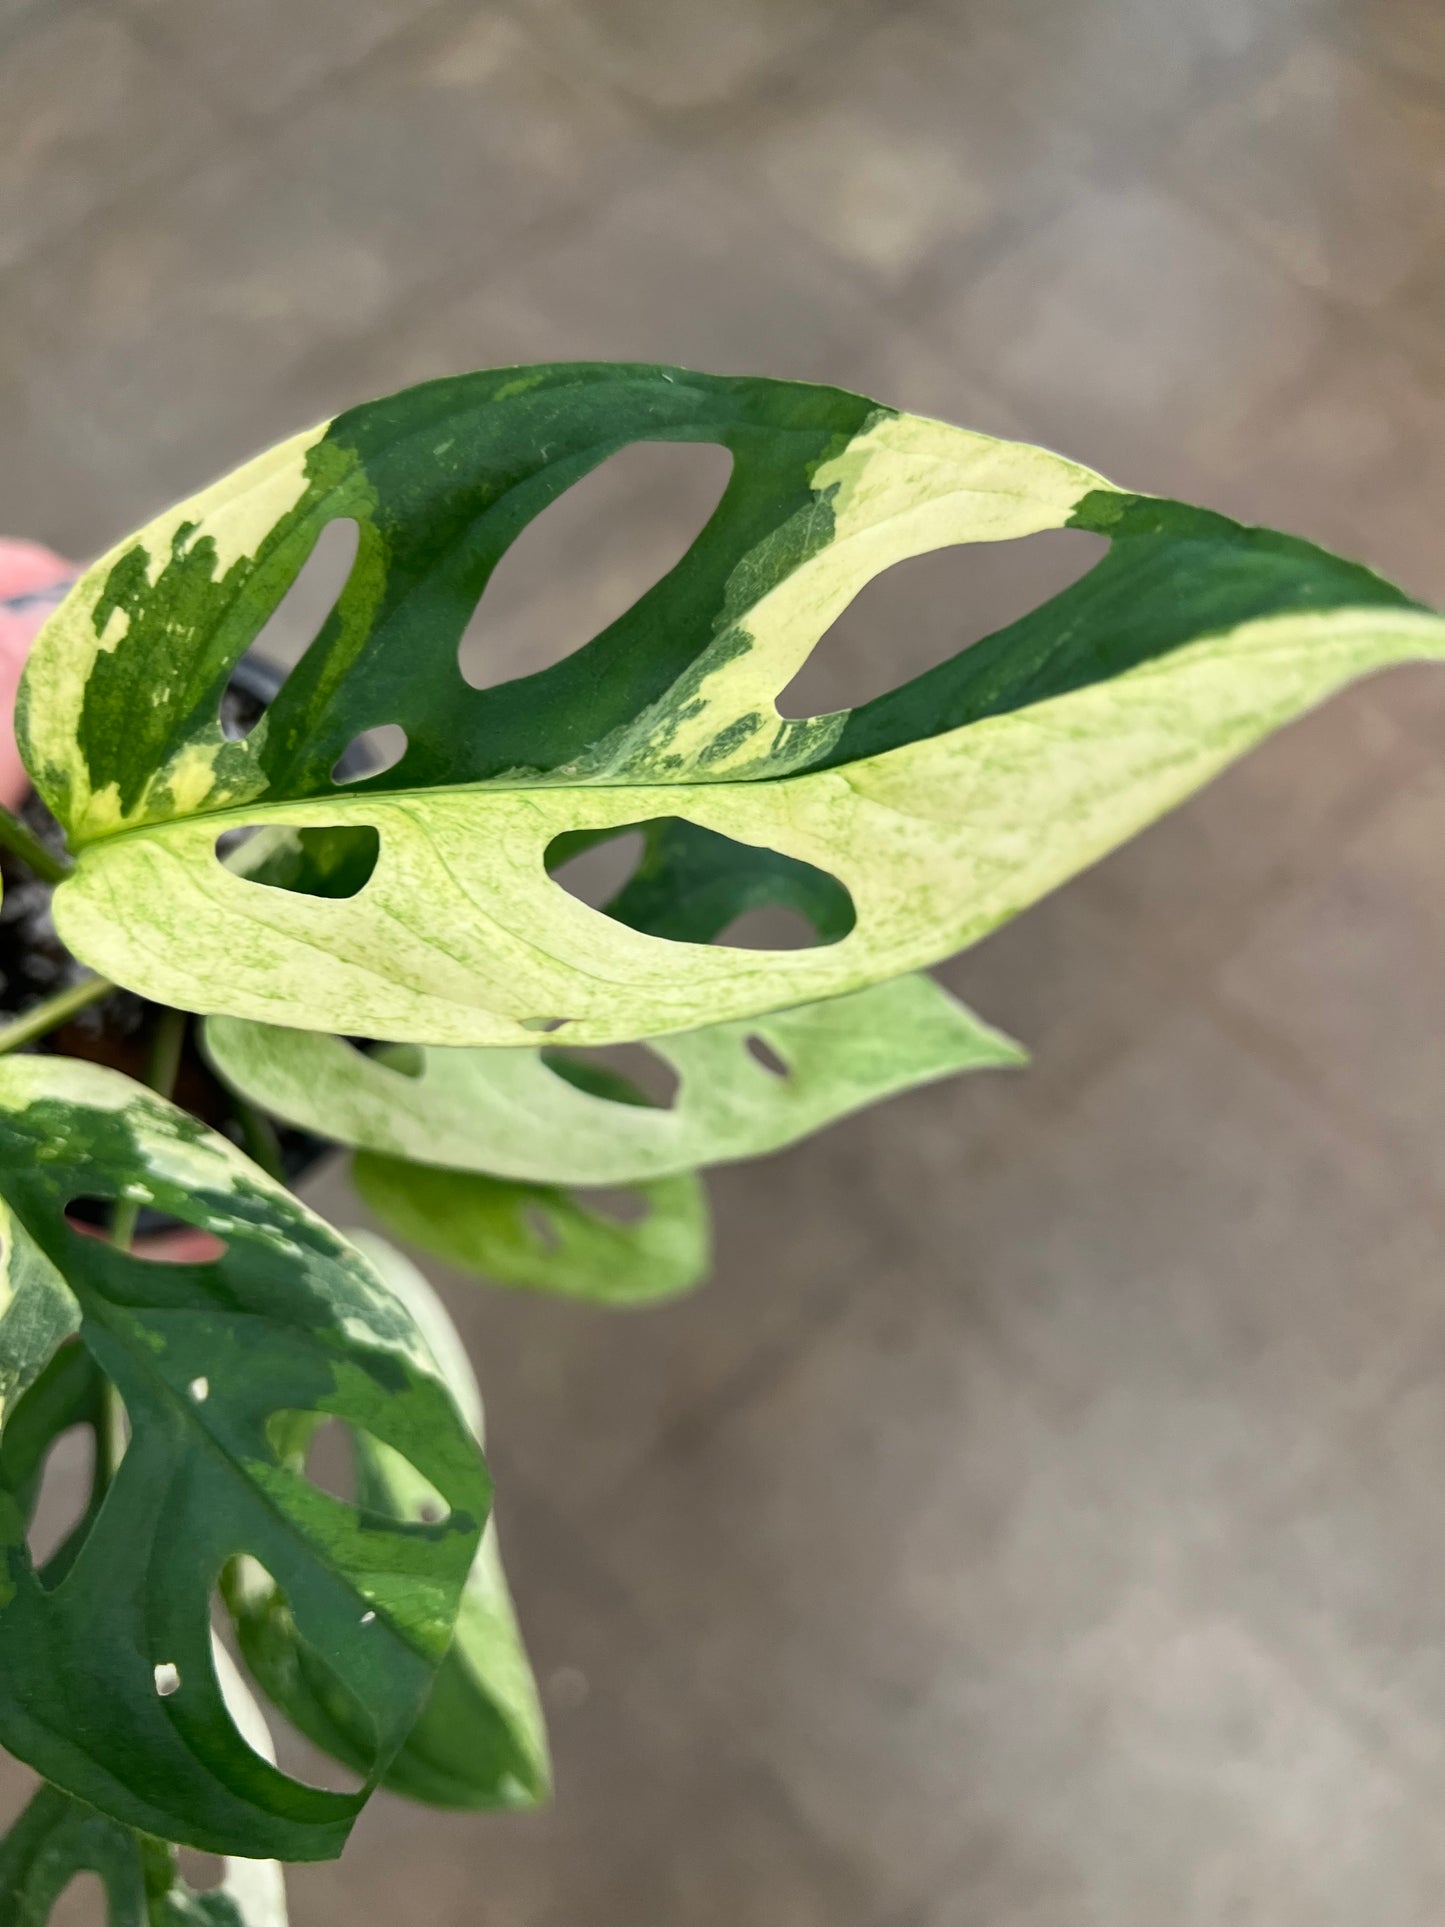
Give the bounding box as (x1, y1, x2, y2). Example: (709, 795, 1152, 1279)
(205, 974, 1022, 1189)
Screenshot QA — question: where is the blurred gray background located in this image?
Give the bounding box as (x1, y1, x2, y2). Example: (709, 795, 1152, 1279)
(5, 0, 1445, 1920)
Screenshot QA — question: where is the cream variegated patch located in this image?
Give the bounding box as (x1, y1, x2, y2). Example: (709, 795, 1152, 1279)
(50, 603, 1445, 1047)
(17, 422, 329, 844)
(618, 414, 1114, 782)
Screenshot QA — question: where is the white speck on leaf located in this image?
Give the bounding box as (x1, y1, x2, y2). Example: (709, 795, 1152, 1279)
(188, 1376, 209, 1402)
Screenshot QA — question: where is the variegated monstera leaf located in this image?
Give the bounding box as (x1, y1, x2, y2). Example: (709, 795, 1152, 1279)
(0, 1057, 489, 1863)
(19, 362, 1445, 1045)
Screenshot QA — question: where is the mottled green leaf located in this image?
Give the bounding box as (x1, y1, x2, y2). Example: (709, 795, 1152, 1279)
(205, 974, 1021, 1187)
(0, 1057, 489, 1862)
(22, 365, 1435, 1044)
(225, 1235, 549, 1812)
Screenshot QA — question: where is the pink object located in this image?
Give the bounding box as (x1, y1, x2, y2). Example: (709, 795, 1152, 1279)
(0, 539, 76, 809)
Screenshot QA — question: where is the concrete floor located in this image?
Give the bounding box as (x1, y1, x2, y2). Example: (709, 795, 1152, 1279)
(5, 0, 1445, 1919)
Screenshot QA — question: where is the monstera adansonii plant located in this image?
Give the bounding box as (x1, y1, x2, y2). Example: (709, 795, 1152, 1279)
(1, 363, 1439, 1922)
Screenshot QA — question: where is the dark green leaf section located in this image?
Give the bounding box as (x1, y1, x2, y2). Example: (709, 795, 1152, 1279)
(0, 1783, 253, 1926)
(262, 370, 870, 798)
(0, 1059, 490, 1863)
(569, 817, 857, 945)
(28, 366, 881, 840)
(822, 492, 1420, 769)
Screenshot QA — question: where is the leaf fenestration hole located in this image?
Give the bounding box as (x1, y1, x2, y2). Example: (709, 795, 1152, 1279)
(26, 1423, 96, 1583)
(64, 1200, 227, 1265)
(543, 1042, 680, 1110)
(580, 1186, 650, 1227)
(224, 824, 380, 900)
(547, 829, 645, 908)
(331, 723, 407, 784)
(458, 440, 733, 690)
(246, 517, 361, 688)
(153, 1661, 181, 1697)
(269, 1413, 450, 1528)
(175, 1849, 226, 1893)
(713, 905, 825, 951)
(776, 526, 1109, 718)
(50, 1873, 107, 1926)
(745, 1034, 790, 1078)
(545, 820, 854, 950)
(292, 1415, 356, 1506)
(520, 1016, 572, 1034)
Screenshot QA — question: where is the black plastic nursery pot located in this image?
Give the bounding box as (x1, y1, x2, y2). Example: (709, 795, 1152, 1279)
(0, 652, 342, 1230)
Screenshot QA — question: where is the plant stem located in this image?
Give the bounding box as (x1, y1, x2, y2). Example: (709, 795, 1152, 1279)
(0, 973, 114, 1055)
(0, 799, 71, 885)
(144, 1005, 188, 1105)
(109, 1009, 187, 1251)
(231, 1093, 285, 1182)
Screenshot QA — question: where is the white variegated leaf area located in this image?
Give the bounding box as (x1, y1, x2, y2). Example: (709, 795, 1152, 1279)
(19, 363, 1436, 1045)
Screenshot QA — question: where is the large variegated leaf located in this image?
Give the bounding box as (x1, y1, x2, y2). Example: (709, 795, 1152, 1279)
(21, 365, 1444, 1044)
(205, 974, 1021, 1187)
(0, 1057, 489, 1862)
(225, 1235, 550, 1812)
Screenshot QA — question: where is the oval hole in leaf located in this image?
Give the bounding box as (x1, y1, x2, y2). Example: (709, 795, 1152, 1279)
(331, 723, 408, 784)
(776, 526, 1109, 718)
(545, 821, 854, 949)
(26, 1423, 96, 1583)
(50, 1873, 106, 1926)
(745, 1034, 790, 1078)
(459, 440, 733, 689)
(212, 1574, 370, 1795)
(713, 905, 824, 951)
(543, 1042, 680, 1109)
(64, 1203, 227, 1265)
(223, 823, 380, 899)
(246, 516, 361, 686)
(547, 828, 645, 908)
(301, 1415, 356, 1506)
(268, 1412, 450, 1527)
(580, 1186, 650, 1227)
(175, 1848, 226, 1893)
